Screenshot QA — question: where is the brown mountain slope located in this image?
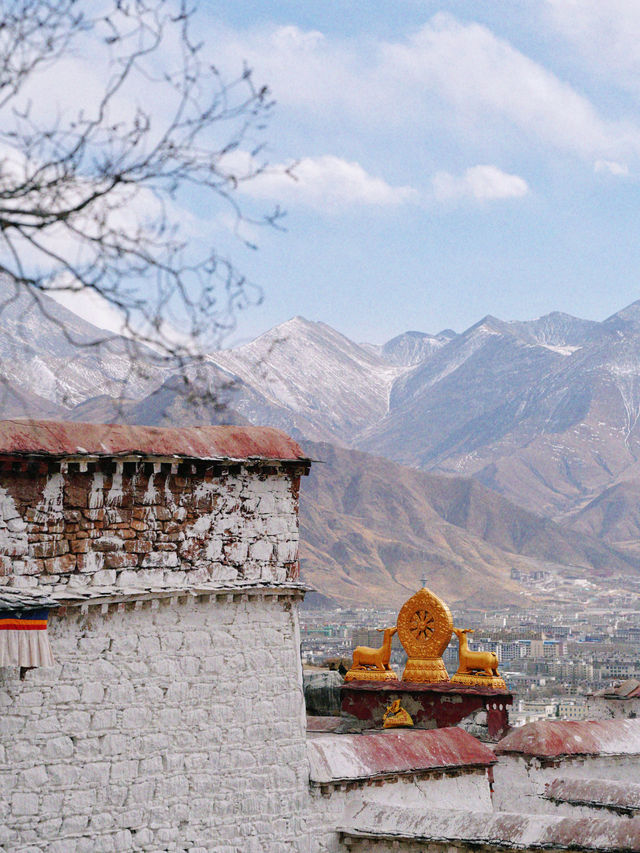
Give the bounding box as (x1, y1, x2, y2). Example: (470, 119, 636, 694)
(358, 303, 640, 527)
(299, 442, 634, 609)
(566, 480, 640, 542)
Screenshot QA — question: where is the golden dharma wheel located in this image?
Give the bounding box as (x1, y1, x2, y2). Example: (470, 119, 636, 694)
(397, 586, 453, 683)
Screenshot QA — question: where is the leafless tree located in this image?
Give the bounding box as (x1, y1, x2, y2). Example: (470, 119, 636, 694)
(0, 0, 281, 420)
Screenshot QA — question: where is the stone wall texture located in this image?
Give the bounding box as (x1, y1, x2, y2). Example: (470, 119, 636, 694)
(312, 771, 492, 853)
(492, 753, 640, 816)
(0, 592, 316, 852)
(586, 696, 640, 720)
(0, 458, 302, 589)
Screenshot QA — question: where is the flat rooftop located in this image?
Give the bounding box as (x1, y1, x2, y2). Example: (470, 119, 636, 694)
(0, 419, 308, 464)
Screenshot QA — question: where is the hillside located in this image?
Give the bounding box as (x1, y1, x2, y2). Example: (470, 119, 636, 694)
(208, 316, 405, 443)
(0, 277, 170, 411)
(298, 442, 634, 609)
(3, 289, 640, 599)
(359, 304, 640, 525)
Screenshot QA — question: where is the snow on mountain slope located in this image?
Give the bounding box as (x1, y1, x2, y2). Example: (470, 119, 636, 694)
(358, 315, 569, 467)
(207, 316, 409, 443)
(356, 301, 640, 528)
(363, 329, 455, 367)
(506, 311, 598, 349)
(0, 278, 171, 410)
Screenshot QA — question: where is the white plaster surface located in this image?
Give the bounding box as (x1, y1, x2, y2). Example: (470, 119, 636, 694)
(0, 595, 317, 852)
(312, 770, 492, 853)
(587, 696, 640, 720)
(339, 802, 640, 852)
(493, 752, 640, 815)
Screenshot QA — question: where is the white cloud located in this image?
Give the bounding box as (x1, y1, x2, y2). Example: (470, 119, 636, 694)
(546, 1, 640, 89)
(224, 151, 418, 212)
(381, 14, 630, 159)
(213, 15, 640, 162)
(432, 165, 529, 203)
(594, 159, 630, 176)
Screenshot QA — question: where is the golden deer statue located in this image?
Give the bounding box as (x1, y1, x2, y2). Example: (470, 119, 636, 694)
(453, 628, 500, 678)
(352, 627, 397, 672)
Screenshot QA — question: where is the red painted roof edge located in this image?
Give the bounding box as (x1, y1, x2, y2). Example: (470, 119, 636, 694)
(308, 727, 496, 784)
(0, 419, 309, 464)
(544, 777, 640, 810)
(340, 803, 640, 851)
(495, 718, 640, 758)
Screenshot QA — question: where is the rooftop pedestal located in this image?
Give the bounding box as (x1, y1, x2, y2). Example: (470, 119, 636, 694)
(340, 679, 512, 741)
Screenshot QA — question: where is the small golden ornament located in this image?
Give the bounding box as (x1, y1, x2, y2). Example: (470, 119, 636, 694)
(382, 698, 414, 728)
(450, 628, 507, 690)
(344, 626, 399, 682)
(397, 584, 453, 683)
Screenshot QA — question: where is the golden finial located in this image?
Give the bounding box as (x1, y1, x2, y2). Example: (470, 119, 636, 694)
(397, 583, 453, 683)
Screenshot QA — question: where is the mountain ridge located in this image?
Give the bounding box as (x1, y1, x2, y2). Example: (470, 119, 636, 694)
(2, 287, 640, 595)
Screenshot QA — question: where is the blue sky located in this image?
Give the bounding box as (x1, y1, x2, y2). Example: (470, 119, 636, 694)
(199, 1, 640, 346)
(35, 2, 640, 349)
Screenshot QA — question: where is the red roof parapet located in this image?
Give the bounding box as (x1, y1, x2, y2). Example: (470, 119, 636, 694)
(593, 678, 640, 699)
(496, 719, 640, 759)
(0, 419, 309, 464)
(545, 777, 640, 814)
(340, 803, 640, 851)
(306, 716, 342, 733)
(307, 727, 496, 785)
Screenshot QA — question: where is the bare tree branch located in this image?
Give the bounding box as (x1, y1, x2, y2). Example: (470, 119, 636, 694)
(0, 0, 283, 420)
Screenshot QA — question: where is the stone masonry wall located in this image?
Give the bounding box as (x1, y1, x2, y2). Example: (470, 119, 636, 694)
(0, 457, 302, 589)
(586, 696, 640, 720)
(312, 770, 492, 853)
(492, 753, 640, 815)
(0, 591, 316, 852)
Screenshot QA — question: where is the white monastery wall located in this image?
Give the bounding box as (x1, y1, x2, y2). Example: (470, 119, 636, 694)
(312, 770, 492, 853)
(492, 753, 640, 815)
(0, 590, 317, 852)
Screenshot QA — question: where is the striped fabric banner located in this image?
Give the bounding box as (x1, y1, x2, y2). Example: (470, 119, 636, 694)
(0, 607, 55, 667)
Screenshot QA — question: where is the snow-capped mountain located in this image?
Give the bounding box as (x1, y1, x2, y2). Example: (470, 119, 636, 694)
(205, 316, 408, 443)
(505, 311, 598, 351)
(361, 301, 640, 526)
(6, 284, 640, 555)
(363, 329, 456, 367)
(0, 277, 170, 412)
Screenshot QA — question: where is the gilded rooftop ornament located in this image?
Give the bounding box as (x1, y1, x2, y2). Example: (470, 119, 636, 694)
(344, 626, 399, 682)
(450, 628, 507, 690)
(398, 583, 452, 683)
(382, 698, 414, 729)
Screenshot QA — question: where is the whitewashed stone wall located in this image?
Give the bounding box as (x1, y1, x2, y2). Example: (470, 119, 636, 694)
(0, 591, 316, 852)
(312, 770, 492, 853)
(586, 696, 640, 720)
(0, 459, 301, 590)
(493, 753, 640, 815)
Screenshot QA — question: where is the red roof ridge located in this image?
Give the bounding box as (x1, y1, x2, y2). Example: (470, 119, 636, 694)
(496, 718, 640, 758)
(0, 419, 308, 464)
(308, 727, 496, 784)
